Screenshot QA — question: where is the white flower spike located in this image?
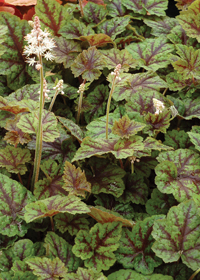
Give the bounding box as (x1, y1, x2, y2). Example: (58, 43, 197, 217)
(153, 98, 165, 115)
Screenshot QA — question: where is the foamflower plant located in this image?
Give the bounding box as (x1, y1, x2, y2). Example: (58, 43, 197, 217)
(23, 16, 56, 192)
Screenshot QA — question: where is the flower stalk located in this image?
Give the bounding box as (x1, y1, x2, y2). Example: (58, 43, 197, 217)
(106, 64, 121, 139)
(23, 16, 56, 192)
(49, 79, 64, 112)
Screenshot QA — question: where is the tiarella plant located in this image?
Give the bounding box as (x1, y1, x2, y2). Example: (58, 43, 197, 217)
(0, 0, 200, 279)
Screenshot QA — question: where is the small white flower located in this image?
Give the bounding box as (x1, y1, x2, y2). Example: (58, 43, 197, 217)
(35, 64, 42, 70)
(44, 51, 55, 61)
(153, 98, 165, 115)
(26, 57, 36, 66)
(77, 83, 85, 94)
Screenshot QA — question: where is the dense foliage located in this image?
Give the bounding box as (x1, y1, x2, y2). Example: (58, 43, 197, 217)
(0, 0, 200, 279)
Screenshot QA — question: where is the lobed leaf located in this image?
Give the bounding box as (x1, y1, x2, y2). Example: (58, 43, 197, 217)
(188, 131, 200, 151)
(126, 37, 174, 71)
(57, 116, 84, 142)
(152, 199, 200, 271)
(71, 47, 106, 82)
(44, 232, 82, 272)
(24, 195, 90, 223)
(17, 110, 60, 142)
(88, 206, 134, 227)
(104, 0, 126, 17)
(0, 174, 35, 237)
(144, 17, 178, 36)
(59, 18, 94, 39)
(96, 16, 130, 40)
(55, 213, 89, 235)
(107, 269, 173, 280)
(122, 0, 168, 16)
(118, 173, 148, 205)
(0, 146, 31, 175)
(86, 157, 126, 198)
(177, 0, 200, 42)
(72, 221, 122, 272)
(100, 49, 137, 72)
(164, 129, 193, 149)
(80, 33, 114, 48)
(26, 257, 68, 280)
(72, 135, 144, 161)
(0, 13, 31, 90)
(35, 0, 72, 36)
(113, 72, 167, 101)
(83, 2, 107, 24)
(116, 216, 164, 274)
(53, 37, 81, 68)
(65, 267, 108, 280)
(62, 161, 91, 198)
(155, 149, 200, 202)
(172, 45, 200, 79)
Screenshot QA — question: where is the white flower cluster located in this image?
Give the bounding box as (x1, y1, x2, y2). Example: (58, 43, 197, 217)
(153, 98, 165, 115)
(111, 64, 121, 81)
(77, 83, 85, 94)
(23, 16, 56, 69)
(53, 79, 64, 95)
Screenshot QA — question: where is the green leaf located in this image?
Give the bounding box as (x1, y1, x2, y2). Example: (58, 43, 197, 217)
(17, 110, 59, 142)
(26, 257, 68, 280)
(59, 18, 94, 39)
(72, 135, 144, 161)
(146, 189, 177, 215)
(65, 267, 108, 280)
(188, 130, 200, 151)
(80, 34, 114, 48)
(144, 17, 177, 36)
(112, 115, 146, 138)
(116, 216, 164, 274)
(152, 199, 200, 271)
(44, 232, 82, 272)
(86, 157, 126, 198)
(4, 115, 31, 146)
(107, 269, 173, 280)
(117, 173, 148, 205)
(100, 49, 137, 72)
(177, 0, 200, 42)
(86, 113, 120, 139)
(53, 37, 81, 68)
(35, 0, 72, 36)
(24, 195, 90, 223)
(83, 2, 107, 24)
(57, 116, 84, 142)
(62, 161, 91, 198)
(164, 129, 193, 149)
(72, 222, 122, 272)
(55, 213, 89, 235)
(84, 85, 110, 123)
(0, 146, 31, 175)
(11, 271, 37, 280)
(113, 72, 167, 101)
(122, 0, 168, 16)
(104, 0, 126, 17)
(126, 37, 174, 71)
(0, 174, 35, 237)
(143, 110, 171, 137)
(166, 71, 194, 92)
(34, 159, 66, 200)
(172, 45, 200, 79)
(0, 13, 31, 90)
(88, 206, 134, 227)
(155, 149, 200, 202)
(96, 16, 130, 40)
(71, 47, 106, 82)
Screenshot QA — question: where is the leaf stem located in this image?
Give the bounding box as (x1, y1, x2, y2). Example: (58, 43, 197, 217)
(17, 173, 23, 185)
(189, 268, 200, 280)
(162, 88, 168, 96)
(79, 0, 84, 17)
(31, 55, 44, 193)
(50, 216, 55, 232)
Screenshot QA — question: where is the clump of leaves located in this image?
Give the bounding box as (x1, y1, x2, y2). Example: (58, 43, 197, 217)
(1, 0, 200, 279)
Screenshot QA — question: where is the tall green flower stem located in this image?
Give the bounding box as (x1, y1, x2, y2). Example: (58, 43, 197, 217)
(106, 64, 121, 139)
(77, 81, 86, 124)
(23, 16, 56, 192)
(49, 79, 64, 112)
(189, 268, 200, 280)
(31, 56, 44, 192)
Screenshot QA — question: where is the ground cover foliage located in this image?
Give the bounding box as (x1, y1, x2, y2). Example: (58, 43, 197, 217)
(1, 0, 200, 279)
